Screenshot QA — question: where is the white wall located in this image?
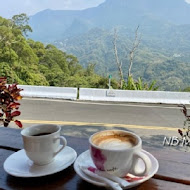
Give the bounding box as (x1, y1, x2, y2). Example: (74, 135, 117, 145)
(79, 88, 190, 104)
(18, 85, 77, 100)
(17, 85, 190, 104)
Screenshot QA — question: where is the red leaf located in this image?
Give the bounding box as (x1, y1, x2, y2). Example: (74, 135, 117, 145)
(0, 77, 6, 80)
(14, 120, 22, 128)
(8, 102, 20, 109)
(14, 95, 22, 101)
(0, 77, 7, 85)
(178, 129, 183, 137)
(11, 111, 21, 117)
(5, 111, 11, 118)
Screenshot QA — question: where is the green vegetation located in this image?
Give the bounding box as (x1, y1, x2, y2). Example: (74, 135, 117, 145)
(122, 76, 158, 91)
(0, 15, 117, 89)
(26, 0, 190, 91)
(57, 28, 190, 91)
(1, 12, 189, 91)
(183, 87, 190, 92)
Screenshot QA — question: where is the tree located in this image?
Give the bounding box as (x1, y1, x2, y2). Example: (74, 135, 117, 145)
(1, 15, 117, 89)
(113, 28, 124, 88)
(66, 54, 82, 76)
(85, 63, 96, 76)
(113, 26, 158, 91)
(12, 13, 32, 36)
(128, 25, 141, 78)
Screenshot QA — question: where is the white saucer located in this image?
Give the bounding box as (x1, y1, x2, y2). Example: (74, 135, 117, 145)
(4, 146, 77, 178)
(74, 149, 159, 189)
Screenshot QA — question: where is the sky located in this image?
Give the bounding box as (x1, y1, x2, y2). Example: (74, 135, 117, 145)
(0, 0, 105, 18)
(1, 0, 190, 19)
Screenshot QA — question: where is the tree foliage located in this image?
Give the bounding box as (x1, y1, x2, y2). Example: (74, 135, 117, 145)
(12, 13, 32, 36)
(122, 76, 158, 91)
(183, 87, 190, 92)
(59, 28, 190, 91)
(0, 15, 115, 89)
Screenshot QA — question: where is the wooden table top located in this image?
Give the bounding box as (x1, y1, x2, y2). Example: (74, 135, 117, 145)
(0, 127, 190, 190)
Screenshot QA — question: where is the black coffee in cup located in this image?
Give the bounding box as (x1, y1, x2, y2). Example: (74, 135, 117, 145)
(32, 132, 51, 136)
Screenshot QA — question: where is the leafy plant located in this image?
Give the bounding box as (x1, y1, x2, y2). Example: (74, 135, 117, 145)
(122, 76, 159, 91)
(0, 77, 23, 127)
(183, 87, 190, 92)
(178, 105, 190, 142)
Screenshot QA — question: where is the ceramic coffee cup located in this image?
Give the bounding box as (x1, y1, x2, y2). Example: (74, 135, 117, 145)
(21, 124, 67, 165)
(89, 130, 151, 177)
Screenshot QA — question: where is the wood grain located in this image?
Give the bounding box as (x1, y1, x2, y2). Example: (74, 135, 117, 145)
(0, 127, 190, 189)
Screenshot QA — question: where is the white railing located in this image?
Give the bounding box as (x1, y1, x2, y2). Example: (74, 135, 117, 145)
(18, 85, 77, 100)
(79, 88, 190, 104)
(17, 85, 190, 104)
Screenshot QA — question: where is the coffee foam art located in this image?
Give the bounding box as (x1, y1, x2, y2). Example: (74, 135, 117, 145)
(92, 134, 136, 150)
(98, 138, 134, 149)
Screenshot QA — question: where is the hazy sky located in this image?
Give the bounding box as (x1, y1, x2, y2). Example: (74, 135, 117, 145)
(1, 0, 190, 19)
(0, 0, 105, 18)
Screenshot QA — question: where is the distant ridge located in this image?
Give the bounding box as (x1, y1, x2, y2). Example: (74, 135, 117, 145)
(27, 0, 190, 91)
(29, 0, 190, 41)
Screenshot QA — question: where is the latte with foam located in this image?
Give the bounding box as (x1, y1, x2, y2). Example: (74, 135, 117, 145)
(92, 134, 136, 150)
(90, 130, 152, 178)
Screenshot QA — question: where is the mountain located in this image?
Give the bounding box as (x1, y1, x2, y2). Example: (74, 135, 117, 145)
(54, 27, 190, 91)
(28, 0, 190, 91)
(29, 0, 190, 41)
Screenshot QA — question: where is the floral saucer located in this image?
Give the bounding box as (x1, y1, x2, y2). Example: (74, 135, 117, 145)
(74, 149, 159, 189)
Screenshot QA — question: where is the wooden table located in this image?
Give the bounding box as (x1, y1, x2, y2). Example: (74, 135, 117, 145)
(0, 127, 190, 190)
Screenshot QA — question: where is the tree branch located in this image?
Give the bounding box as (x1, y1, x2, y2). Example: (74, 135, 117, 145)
(128, 25, 141, 78)
(113, 28, 124, 88)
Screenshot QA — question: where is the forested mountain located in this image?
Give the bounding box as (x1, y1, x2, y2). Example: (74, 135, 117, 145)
(27, 0, 190, 91)
(29, 0, 190, 41)
(54, 28, 190, 91)
(0, 15, 114, 89)
(1, 0, 190, 91)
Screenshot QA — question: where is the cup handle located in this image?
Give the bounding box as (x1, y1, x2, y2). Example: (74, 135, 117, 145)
(129, 151, 152, 176)
(53, 136, 67, 156)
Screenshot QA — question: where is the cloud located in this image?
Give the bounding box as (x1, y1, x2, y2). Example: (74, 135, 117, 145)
(0, 0, 105, 18)
(185, 0, 190, 4)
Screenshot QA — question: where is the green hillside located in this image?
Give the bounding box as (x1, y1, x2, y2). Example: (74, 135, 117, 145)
(55, 28, 190, 91)
(0, 15, 115, 89)
(27, 0, 190, 91)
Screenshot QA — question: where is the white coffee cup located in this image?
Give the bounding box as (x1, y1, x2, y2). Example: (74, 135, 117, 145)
(89, 130, 151, 177)
(21, 124, 67, 165)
